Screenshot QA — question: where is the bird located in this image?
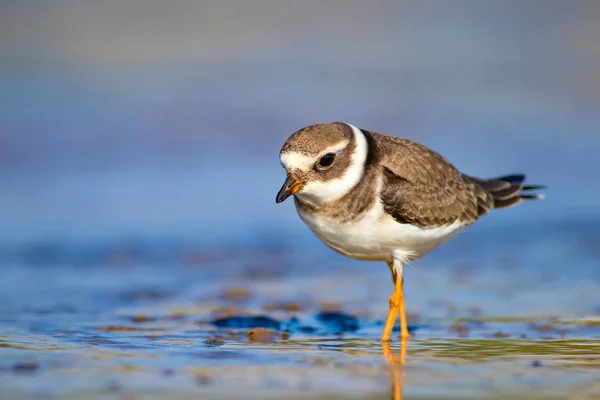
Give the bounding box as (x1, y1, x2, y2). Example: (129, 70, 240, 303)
(275, 122, 544, 341)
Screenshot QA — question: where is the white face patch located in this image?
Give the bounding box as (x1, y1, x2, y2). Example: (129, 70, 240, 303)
(280, 139, 350, 172)
(280, 152, 313, 172)
(280, 123, 368, 207)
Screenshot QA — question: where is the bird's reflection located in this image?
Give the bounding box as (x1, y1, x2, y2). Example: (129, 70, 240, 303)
(382, 339, 407, 400)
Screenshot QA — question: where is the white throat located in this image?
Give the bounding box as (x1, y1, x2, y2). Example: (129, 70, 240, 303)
(283, 123, 369, 207)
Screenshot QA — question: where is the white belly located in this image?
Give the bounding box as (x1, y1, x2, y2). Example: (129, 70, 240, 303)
(296, 201, 466, 263)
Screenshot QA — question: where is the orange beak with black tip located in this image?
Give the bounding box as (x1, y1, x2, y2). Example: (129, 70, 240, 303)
(276, 172, 304, 203)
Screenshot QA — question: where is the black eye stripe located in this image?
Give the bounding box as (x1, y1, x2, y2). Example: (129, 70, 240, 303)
(317, 153, 336, 168)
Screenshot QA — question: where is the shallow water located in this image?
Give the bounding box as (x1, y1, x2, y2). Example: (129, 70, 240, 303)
(1, 220, 599, 399)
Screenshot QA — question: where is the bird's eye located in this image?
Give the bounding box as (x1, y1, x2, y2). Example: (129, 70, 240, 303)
(317, 153, 336, 169)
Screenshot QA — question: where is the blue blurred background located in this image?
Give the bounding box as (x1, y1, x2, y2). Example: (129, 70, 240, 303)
(1, 0, 598, 245)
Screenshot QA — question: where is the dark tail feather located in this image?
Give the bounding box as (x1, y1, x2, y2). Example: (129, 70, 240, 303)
(464, 174, 545, 210)
(522, 184, 546, 191)
(520, 194, 544, 200)
(493, 196, 524, 209)
(491, 174, 525, 184)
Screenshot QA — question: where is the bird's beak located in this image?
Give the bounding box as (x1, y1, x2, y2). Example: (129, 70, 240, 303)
(276, 172, 304, 203)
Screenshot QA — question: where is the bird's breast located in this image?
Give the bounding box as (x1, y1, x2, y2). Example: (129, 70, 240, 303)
(295, 201, 467, 263)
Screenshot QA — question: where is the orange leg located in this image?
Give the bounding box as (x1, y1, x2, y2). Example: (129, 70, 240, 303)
(382, 261, 410, 341)
(381, 277, 401, 341)
(398, 277, 410, 339)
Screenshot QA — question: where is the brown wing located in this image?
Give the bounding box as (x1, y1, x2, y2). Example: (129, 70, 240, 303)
(367, 131, 492, 228)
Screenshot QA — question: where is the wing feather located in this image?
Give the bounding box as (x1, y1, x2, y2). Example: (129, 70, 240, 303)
(365, 131, 491, 227)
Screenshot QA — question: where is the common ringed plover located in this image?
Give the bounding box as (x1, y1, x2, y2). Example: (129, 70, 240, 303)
(276, 122, 544, 341)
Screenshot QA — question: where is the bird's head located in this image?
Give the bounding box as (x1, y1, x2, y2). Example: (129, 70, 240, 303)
(276, 122, 369, 207)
